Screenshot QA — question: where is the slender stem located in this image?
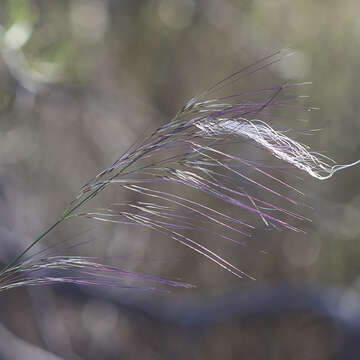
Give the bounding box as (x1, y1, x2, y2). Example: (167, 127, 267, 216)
(0, 219, 63, 275)
(0, 181, 109, 276)
(0, 154, 141, 276)
(0, 136, 156, 275)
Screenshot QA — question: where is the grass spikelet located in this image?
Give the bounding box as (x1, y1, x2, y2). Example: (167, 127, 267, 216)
(0, 256, 194, 292)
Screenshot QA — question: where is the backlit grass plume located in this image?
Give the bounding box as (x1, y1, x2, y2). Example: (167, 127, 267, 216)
(0, 50, 358, 290)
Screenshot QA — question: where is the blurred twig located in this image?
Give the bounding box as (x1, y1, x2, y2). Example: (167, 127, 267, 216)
(56, 282, 360, 360)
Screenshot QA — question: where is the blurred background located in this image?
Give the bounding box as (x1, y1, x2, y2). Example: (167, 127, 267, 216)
(0, 0, 360, 358)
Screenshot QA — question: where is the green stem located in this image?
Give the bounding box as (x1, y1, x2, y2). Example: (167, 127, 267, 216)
(0, 181, 109, 276)
(0, 146, 143, 276)
(0, 219, 63, 275)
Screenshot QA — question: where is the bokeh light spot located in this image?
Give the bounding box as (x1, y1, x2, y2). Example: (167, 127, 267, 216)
(158, 0, 196, 30)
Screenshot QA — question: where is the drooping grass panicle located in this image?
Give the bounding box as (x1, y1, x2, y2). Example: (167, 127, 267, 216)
(75, 51, 359, 279)
(1, 50, 359, 289)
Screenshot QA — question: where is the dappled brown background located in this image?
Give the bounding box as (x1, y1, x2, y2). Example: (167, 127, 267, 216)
(0, 0, 360, 359)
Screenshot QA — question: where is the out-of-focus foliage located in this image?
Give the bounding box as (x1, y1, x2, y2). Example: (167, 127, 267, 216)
(0, 0, 360, 359)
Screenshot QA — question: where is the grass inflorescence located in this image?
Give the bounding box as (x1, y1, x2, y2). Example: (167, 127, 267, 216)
(0, 50, 358, 291)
